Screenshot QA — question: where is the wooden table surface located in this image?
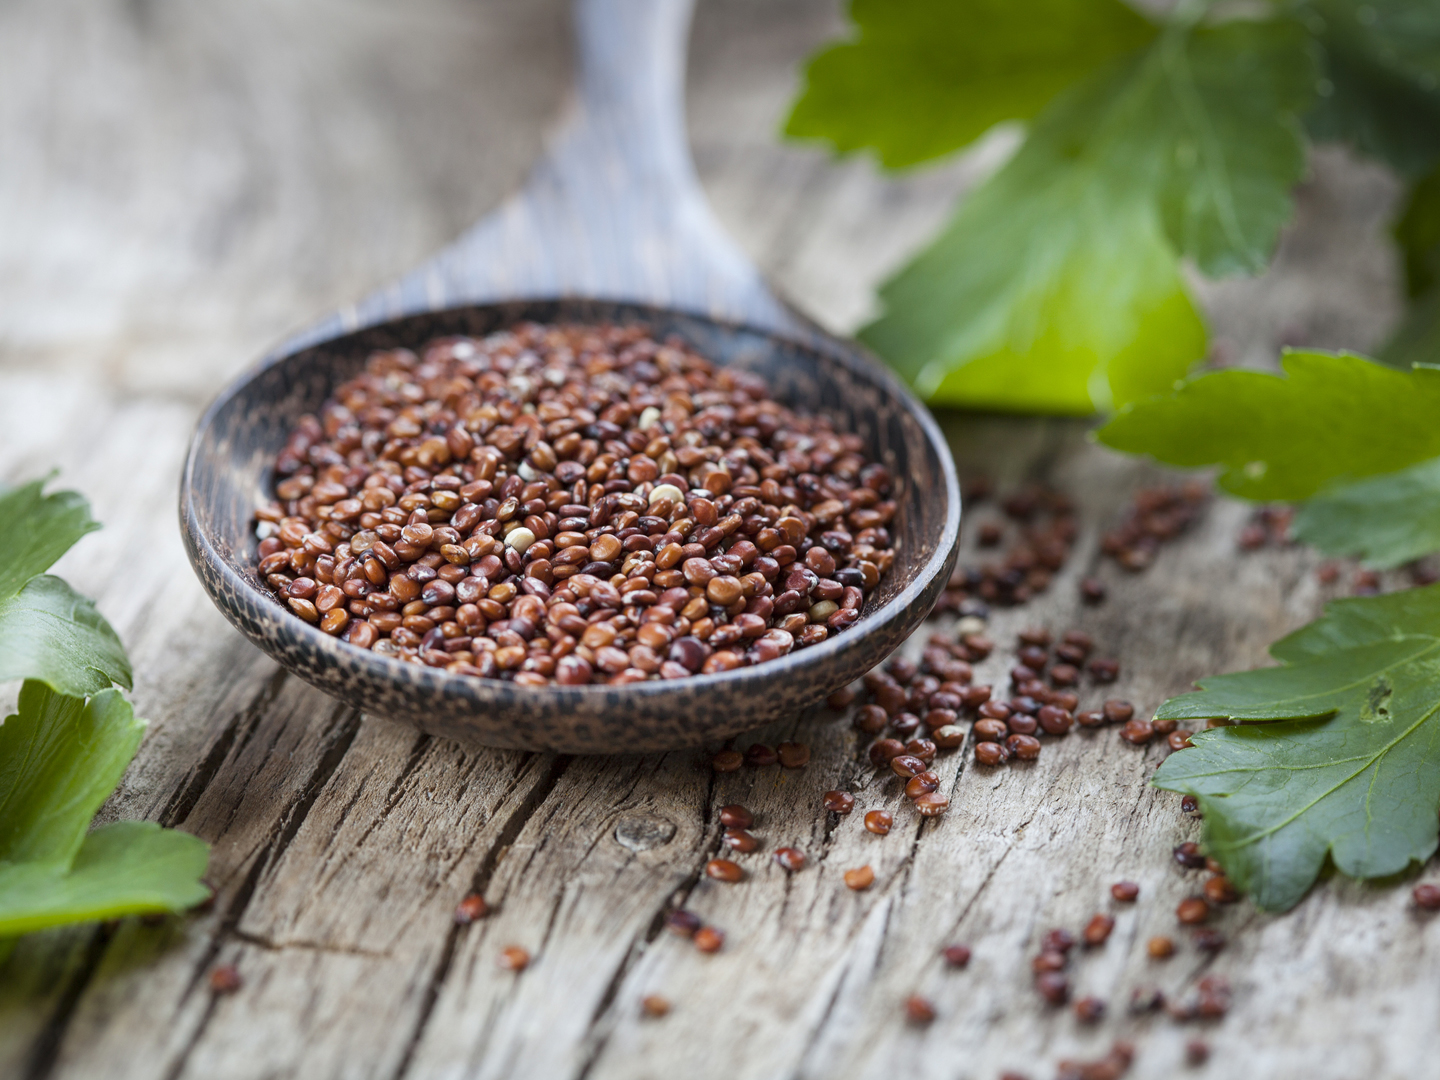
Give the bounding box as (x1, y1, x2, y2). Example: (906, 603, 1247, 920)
(0, 2, 1428, 1078)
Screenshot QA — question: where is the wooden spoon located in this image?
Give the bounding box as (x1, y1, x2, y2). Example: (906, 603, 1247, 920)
(181, 0, 960, 752)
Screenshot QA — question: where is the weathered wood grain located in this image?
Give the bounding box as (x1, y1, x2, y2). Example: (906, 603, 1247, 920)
(0, 1, 1430, 1079)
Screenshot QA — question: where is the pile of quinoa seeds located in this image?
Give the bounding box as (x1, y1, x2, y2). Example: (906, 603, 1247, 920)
(253, 323, 897, 685)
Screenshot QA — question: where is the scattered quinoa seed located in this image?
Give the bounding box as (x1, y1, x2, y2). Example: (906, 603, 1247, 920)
(498, 946, 530, 971)
(209, 965, 243, 995)
(454, 893, 489, 924)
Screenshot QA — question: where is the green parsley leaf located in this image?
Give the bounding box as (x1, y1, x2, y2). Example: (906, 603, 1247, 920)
(0, 682, 145, 868)
(1096, 350, 1440, 500)
(856, 18, 1312, 412)
(0, 577, 133, 696)
(1299, 0, 1440, 178)
(0, 480, 101, 599)
(0, 823, 210, 937)
(783, 0, 1156, 169)
(1292, 457, 1440, 568)
(1154, 584, 1440, 911)
(0, 480, 130, 695)
(0, 683, 210, 937)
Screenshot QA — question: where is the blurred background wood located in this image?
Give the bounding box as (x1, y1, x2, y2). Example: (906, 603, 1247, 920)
(0, 1, 1422, 1079)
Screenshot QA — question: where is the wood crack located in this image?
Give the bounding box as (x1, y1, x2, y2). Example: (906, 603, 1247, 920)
(390, 753, 572, 1080)
(162, 705, 364, 1080)
(344, 732, 435, 855)
(569, 759, 721, 1080)
(228, 927, 392, 959)
(160, 667, 289, 829)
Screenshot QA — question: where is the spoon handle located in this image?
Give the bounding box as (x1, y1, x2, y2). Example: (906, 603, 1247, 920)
(305, 0, 804, 349)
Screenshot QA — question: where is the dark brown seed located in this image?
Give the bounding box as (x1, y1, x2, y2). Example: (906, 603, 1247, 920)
(664, 910, 702, 937)
(855, 704, 889, 733)
(777, 741, 810, 768)
(722, 829, 759, 853)
(1076, 709, 1106, 728)
(773, 847, 807, 871)
(864, 810, 893, 835)
(1181, 794, 1199, 813)
(1186, 1040, 1210, 1066)
(711, 749, 743, 773)
(1196, 975, 1232, 1017)
(905, 771, 940, 798)
(1005, 733, 1041, 760)
(844, 865, 875, 890)
(1037, 704, 1073, 735)
(978, 700, 1011, 720)
(1018, 644, 1049, 669)
(1192, 928, 1226, 952)
(1083, 913, 1115, 946)
(641, 994, 671, 1018)
(705, 858, 744, 882)
(454, 893, 489, 924)
(209, 965, 243, 995)
(823, 790, 856, 814)
(915, 792, 950, 816)
(744, 743, 778, 767)
(1043, 928, 1076, 953)
(1089, 658, 1120, 682)
(719, 804, 754, 829)
(1147, 936, 1175, 958)
(942, 944, 971, 968)
(1074, 996, 1106, 1023)
(1204, 875, 1240, 904)
(868, 738, 906, 766)
(498, 946, 530, 971)
(1049, 663, 1078, 686)
(693, 926, 725, 953)
(1176, 897, 1210, 924)
(888, 708, 921, 737)
(1111, 881, 1140, 902)
(1080, 577, 1107, 603)
(974, 718, 1008, 742)
(1173, 841, 1207, 869)
(1005, 712, 1038, 736)
(889, 753, 927, 778)
(1414, 883, 1440, 910)
(905, 995, 936, 1025)
(827, 686, 857, 710)
(1032, 950, 1066, 973)
(1120, 718, 1155, 745)
(931, 724, 966, 748)
(974, 740, 1008, 766)
(1102, 699, 1134, 723)
(1035, 971, 1069, 1005)
(1167, 730, 1194, 751)
(904, 737, 937, 764)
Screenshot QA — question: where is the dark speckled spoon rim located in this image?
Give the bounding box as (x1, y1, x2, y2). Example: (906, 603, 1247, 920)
(180, 299, 961, 711)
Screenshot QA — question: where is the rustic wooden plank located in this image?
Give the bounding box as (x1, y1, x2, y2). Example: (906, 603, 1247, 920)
(1, 0, 1431, 1079)
(157, 734, 562, 1080)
